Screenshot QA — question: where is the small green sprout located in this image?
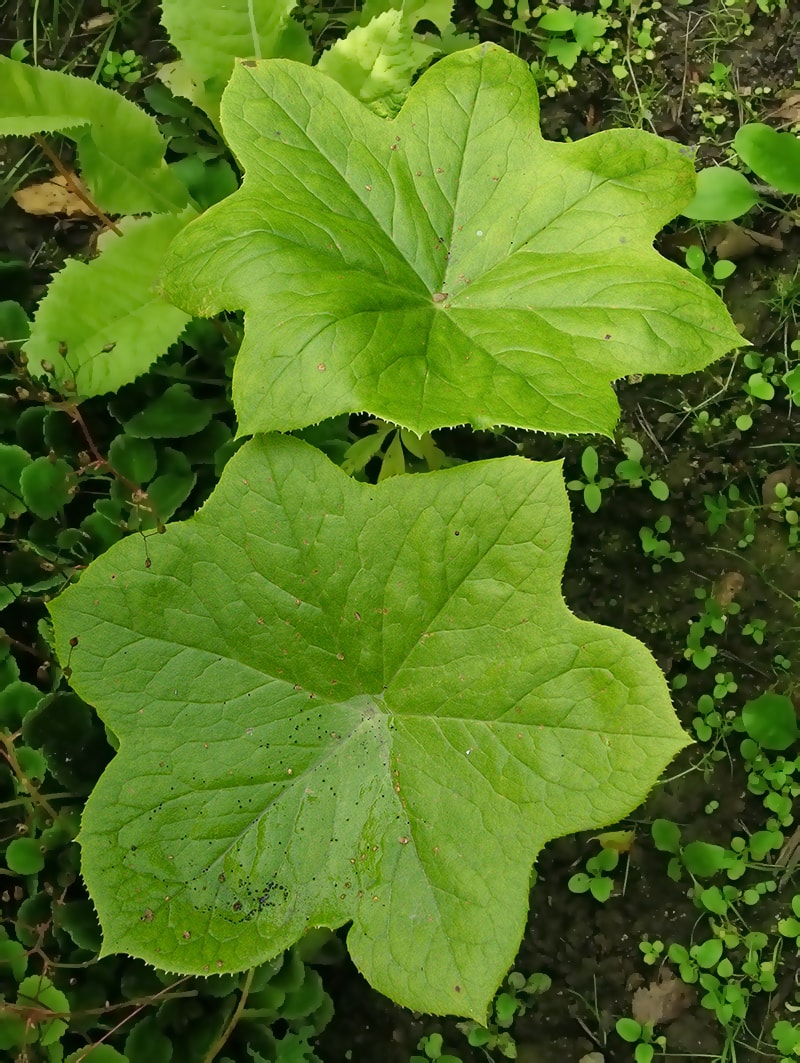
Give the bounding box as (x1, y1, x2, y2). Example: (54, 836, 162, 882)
(685, 245, 737, 287)
(615, 1017, 666, 1063)
(455, 969, 550, 1060)
(778, 896, 800, 947)
(742, 618, 767, 645)
(568, 847, 619, 902)
(614, 436, 669, 499)
(411, 1033, 463, 1063)
(639, 516, 684, 573)
(567, 446, 613, 513)
(772, 1019, 800, 1061)
(638, 938, 665, 965)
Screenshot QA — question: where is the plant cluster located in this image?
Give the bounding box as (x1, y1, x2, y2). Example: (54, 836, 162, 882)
(4, 0, 800, 1060)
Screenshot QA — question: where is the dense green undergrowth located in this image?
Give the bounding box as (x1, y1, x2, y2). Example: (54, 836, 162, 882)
(1, 1, 799, 1061)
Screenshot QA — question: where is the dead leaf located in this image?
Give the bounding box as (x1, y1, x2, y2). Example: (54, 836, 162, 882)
(13, 174, 92, 218)
(632, 969, 693, 1026)
(710, 222, 783, 261)
(712, 570, 744, 606)
(81, 13, 115, 31)
(770, 93, 800, 124)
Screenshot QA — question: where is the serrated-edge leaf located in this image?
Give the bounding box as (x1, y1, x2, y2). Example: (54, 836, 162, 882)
(0, 57, 188, 215)
(317, 9, 439, 109)
(162, 45, 742, 438)
(24, 210, 194, 398)
(51, 434, 687, 1019)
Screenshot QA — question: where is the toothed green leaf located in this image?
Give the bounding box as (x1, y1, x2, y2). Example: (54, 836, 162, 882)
(0, 57, 188, 215)
(24, 211, 194, 399)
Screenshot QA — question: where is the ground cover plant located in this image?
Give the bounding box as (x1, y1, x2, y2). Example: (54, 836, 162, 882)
(1, 0, 799, 1061)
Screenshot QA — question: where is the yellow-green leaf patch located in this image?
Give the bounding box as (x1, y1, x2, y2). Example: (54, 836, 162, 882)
(51, 434, 687, 1019)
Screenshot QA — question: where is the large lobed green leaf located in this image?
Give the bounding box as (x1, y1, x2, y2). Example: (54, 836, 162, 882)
(51, 434, 687, 1019)
(24, 211, 194, 399)
(162, 44, 742, 438)
(0, 58, 187, 216)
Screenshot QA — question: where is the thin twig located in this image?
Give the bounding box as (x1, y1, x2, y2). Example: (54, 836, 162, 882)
(32, 135, 123, 236)
(202, 968, 255, 1063)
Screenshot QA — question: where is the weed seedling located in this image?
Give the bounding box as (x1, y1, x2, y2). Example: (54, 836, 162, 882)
(411, 1033, 463, 1063)
(568, 846, 619, 901)
(778, 896, 800, 948)
(616, 1016, 666, 1062)
(456, 970, 551, 1059)
(772, 1019, 800, 1062)
(639, 516, 684, 572)
(567, 445, 613, 512)
(685, 245, 737, 288)
(614, 436, 669, 499)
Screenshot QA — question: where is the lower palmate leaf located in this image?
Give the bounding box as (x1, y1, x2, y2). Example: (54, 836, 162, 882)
(50, 435, 687, 1020)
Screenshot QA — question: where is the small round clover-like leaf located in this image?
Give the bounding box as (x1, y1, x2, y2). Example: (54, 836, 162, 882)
(7, 837, 45, 875)
(51, 436, 687, 1019)
(0, 443, 31, 522)
(20, 456, 76, 519)
(161, 44, 742, 438)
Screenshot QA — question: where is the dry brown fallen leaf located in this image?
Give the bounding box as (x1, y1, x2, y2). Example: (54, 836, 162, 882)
(632, 968, 694, 1026)
(709, 222, 783, 261)
(13, 174, 93, 218)
(81, 12, 115, 31)
(713, 570, 745, 607)
(770, 93, 800, 124)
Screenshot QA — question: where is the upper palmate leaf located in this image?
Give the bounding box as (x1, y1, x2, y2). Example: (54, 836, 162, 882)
(51, 434, 687, 1019)
(162, 45, 741, 438)
(0, 58, 187, 216)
